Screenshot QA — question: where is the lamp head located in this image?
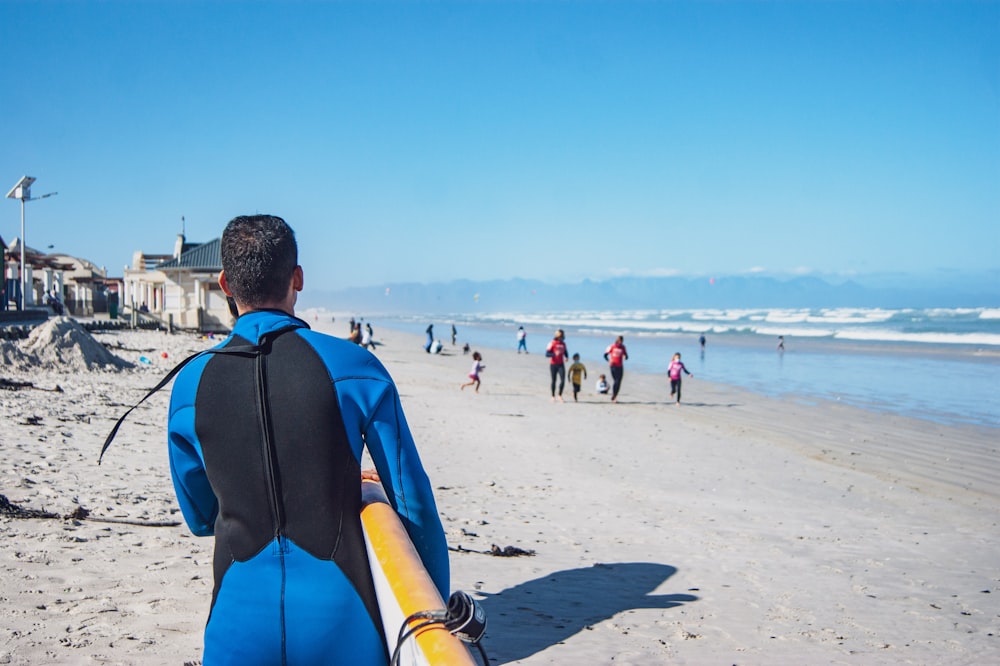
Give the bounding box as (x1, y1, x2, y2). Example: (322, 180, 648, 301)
(6, 176, 36, 200)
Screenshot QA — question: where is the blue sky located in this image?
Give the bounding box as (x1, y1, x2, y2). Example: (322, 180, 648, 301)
(2, 1, 998, 290)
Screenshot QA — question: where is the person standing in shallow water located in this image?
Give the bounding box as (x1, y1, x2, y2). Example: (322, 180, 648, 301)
(668, 352, 693, 405)
(545, 329, 568, 402)
(604, 335, 629, 403)
(517, 326, 528, 353)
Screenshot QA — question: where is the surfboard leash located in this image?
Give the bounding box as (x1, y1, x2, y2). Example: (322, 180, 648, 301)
(98, 325, 302, 464)
(390, 590, 489, 666)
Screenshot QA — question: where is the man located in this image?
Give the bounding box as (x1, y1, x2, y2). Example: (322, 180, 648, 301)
(167, 215, 448, 664)
(545, 329, 568, 402)
(603, 335, 629, 403)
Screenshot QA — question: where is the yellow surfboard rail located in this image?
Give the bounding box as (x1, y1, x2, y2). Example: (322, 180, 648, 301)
(360, 480, 477, 666)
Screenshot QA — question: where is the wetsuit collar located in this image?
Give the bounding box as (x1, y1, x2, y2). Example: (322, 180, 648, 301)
(231, 309, 311, 344)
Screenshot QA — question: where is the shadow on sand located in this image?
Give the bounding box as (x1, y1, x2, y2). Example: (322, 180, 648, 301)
(477, 562, 698, 664)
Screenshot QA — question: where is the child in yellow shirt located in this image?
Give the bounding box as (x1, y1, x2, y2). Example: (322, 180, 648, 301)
(567, 353, 588, 402)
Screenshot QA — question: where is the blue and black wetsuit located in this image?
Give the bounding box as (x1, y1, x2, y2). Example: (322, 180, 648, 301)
(167, 310, 448, 665)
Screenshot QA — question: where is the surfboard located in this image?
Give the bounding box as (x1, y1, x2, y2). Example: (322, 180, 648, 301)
(360, 480, 477, 666)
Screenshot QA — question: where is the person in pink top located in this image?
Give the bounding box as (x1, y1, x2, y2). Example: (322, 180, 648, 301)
(667, 352, 693, 405)
(545, 329, 569, 402)
(603, 335, 629, 403)
(460, 351, 484, 393)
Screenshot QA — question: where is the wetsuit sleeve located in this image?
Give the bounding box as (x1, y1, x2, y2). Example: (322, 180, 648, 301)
(167, 360, 218, 536)
(339, 377, 450, 599)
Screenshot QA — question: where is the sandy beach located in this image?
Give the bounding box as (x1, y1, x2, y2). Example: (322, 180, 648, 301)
(1, 315, 997, 665)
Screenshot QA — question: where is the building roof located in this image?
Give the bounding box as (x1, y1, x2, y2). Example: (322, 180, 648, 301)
(4, 239, 76, 271)
(157, 238, 221, 271)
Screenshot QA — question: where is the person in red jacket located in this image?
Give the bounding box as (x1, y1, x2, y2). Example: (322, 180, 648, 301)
(545, 329, 569, 402)
(603, 335, 629, 403)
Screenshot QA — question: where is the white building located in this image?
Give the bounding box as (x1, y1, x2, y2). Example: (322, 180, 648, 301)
(2, 237, 107, 314)
(122, 235, 233, 332)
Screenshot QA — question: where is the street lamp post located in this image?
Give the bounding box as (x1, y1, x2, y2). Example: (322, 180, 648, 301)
(6, 176, 57, 310)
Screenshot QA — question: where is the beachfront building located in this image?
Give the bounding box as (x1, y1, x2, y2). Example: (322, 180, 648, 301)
(122, 234, 232, 332)
(50, 253, 117, 316)
(1, 237, 118, 316)
(2, 238, 75, 311)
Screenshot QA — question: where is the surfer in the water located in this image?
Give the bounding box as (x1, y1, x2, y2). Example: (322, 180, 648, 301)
(166, 215, 448, 665)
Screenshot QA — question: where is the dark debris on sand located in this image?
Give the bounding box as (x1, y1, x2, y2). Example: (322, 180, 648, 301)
(0, 493, 60, 520)
(450, 543, 537, 557)
(490, 544, 536, 557)
(0, 377, 63, 392)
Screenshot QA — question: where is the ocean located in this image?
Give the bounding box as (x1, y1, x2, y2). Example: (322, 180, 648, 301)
(357, 307, 1000, 429)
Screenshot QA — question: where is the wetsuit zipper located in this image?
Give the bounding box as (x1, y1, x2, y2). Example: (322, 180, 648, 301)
(255, 334, 290, 665)
(256, 346, 285, 539)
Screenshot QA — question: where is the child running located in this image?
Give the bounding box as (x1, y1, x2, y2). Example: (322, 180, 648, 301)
(667, 352, 693, 405)
(460, 351, 484, 392)
(567, 353, 588, 402)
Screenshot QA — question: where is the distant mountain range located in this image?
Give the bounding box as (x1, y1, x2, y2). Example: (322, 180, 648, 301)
(301, 274, 1000, 315)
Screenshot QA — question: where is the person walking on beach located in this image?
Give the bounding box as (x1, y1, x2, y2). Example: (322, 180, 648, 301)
(604, 335, 629, 403)
(546, 329, 569, 402)
(451, 323, 457, 346)
(424, 323, 434, 352)
(361, 322, 375, 350)
(777, 335, 785, 352)
(668, 352, 693, 405)
(517, 326, 528, 353)
(165, 215, 448, 664)
(699, 334, 706, 351)
(460, 351, 484, 392)
(365, 322, 375, 349)
(567, 353, 588, 402)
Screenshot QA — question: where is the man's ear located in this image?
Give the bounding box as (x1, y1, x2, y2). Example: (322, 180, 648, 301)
(292, 266, 304, 292)
(219, 270, 233, 296)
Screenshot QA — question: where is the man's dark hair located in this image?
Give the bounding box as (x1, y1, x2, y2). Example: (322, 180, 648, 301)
(220, 215, 298, 307)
